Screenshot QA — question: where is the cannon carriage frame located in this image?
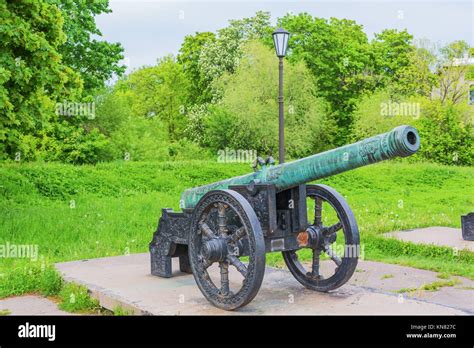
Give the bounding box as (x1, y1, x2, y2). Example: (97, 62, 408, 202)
(150, 182, 360, 310)
(150, 125, 420, 310)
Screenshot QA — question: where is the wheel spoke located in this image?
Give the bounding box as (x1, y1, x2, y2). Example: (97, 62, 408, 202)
(217, 203, 228, 236)
(311, 249, 321, 277)
(313, 197, 323, 227)
(227, 255, 248, 277)
(230, 226, 246, 243)
(323, 244, 342, 266)
(198, 253, 213, 268)
(323, 222, 342, 236)
(199, 222, 216, 239)
(219, 262, 230, 295)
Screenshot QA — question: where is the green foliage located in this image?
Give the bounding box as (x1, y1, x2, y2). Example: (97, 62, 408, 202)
(352, 89, 422, 141)
(178, 32, 216, 104)
(0, 0, 125, 164)
(58, 282, 99, 313)
(108, 116, 170, 162)
(0, 0, 82, 160)
(197, 11, 272, 100)
(46, 123, 112, 164)
(439, 40, 470, 61)
(115, 56, 190, 140)
(380, 274, 394, 280)
(437, 273, 451, 280)
(0, 160, 472, 302)
(92, 87, 133, 136)
(417, 100, 473, 165)
(352, 91, 473, 165)
(2, 7, 470, 166)
(0, 263, 63, 298)
(197, 41, 335, 158)
(467, 66, 474, 81)
(435, 40, 472, 104)
(388, 46, 437, 97)
(113, 305, 134, 316)
(371, 29, 414, 87)
(279, 13, 373, 139)
(50, 0, 125, 92)
(395, 279, 459, 293)
(277, 15, 427, 142)
(90, 58, 208, 161)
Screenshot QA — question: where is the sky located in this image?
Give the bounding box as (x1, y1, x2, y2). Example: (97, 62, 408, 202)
(95, 0, 474, 72)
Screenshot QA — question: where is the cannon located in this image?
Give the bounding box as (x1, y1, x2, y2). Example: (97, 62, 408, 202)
(150, 125, 420, 310)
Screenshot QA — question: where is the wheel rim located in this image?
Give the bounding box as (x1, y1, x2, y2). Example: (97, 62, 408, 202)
(283, 184, 359, 291)
(189, 189, 265, 310)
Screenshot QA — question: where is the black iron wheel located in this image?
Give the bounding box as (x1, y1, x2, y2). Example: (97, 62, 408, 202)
(188, 189, 265, 310)
(282, 184, 359, 292)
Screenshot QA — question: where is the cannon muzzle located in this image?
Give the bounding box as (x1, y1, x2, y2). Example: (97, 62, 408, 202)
(180, 125, 420, 209)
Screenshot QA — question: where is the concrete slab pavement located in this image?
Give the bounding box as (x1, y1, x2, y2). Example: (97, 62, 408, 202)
(0, 295, 71, 315)
(384, 227, 474, 252)
(55, 253, 474, 315)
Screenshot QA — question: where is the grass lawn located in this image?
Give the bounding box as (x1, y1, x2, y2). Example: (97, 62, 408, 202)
(0, 159, 473, 299)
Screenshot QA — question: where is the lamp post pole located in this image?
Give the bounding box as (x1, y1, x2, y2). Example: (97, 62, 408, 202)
(278, 57, 285, 164)
(273, 27, 289, 164)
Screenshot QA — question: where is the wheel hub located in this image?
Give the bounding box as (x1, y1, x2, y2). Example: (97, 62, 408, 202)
(202, 238, 228, 262)
(306, 225, 322, 249)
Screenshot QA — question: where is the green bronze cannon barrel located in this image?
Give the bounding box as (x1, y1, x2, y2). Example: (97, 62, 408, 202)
(180, 125, 420, 209)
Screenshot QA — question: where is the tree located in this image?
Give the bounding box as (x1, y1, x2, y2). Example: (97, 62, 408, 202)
(352, 91, 474, 166)
(436, 41, 471, 104)
(50, 0, 126, 93)
(92, 80, 205, 162)
(178, 32, 216, 104)
(370, 29, 415, 87)
(352, 90, 422, 141)
(198, 41, 336, 158)
(0, 0, 83, 160)
(388, 46, 437, 97)
(278, 13, 375, 142)
(198, 11, 272, 101)
(417, 99, 473, 165)
(370, 30, 438, 97)
(114, 56, 190, 140)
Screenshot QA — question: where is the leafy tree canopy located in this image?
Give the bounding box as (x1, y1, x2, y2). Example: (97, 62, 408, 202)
(197, 11, 272, 100)
(0, 0, 82, 159)
(192, 41, 336, 158)
(178, 32, 216, 104)
(49, 0, 125, 93)
(114, 55, 190, 140)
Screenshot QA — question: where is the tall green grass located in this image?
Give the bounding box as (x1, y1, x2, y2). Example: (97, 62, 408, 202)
(0, 160, 473, 298)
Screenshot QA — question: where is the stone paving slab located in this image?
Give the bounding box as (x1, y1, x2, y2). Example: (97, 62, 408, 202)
(55, 253, 474, 315)
(0, 295, 71, 315)
(384, 226, 474, 252)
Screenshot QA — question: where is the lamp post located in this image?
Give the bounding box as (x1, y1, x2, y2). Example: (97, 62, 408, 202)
(272, 27, 290, 164)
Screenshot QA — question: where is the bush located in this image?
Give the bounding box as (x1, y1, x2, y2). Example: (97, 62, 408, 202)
(352, 89, 422, 140)
(108, 116, 170, 162)
(353, 90, 473, 166)
(417, 100, 473, 165)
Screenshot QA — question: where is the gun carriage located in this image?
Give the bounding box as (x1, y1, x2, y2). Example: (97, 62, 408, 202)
(150, 125, 420, 310)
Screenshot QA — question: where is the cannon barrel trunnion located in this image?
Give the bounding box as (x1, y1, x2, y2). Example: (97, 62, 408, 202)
(149, 125, 421, 310)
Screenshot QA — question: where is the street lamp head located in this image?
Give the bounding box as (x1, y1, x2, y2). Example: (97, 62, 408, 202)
(272, 27, 290, 58)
